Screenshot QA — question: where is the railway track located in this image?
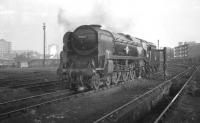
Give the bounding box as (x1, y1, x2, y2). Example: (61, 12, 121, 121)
(152, 65, 188, 81)
(0, 69, 57, 87)
(0, 67, 177, 121)
(93, 66, 196, 123)
(0, 77, 58, 87)
(0, 70, 55, 79)
(0, 89, 75, 120)
(153, 66, 199, 123)
(0, 63, 183, 89)
(11, 80, 60, 89)
(0, 69, 169, 91)
(166, 63, 190, 68)
(0, 77, 60, 90)
(0, 79, 137, 121)
(0, 80, 61, 94)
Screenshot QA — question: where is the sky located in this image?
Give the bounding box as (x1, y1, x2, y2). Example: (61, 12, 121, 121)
(0, 0, 200, 53)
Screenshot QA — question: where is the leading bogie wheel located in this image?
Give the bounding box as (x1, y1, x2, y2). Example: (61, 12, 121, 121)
(122, 72, 129, 81)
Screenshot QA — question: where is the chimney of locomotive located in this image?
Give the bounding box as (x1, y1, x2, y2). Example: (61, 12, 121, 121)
(89, 24, 102, 29)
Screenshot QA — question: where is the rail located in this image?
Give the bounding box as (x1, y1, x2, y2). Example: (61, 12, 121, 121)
(0, 81, 129, 120)
(154, 65, 199, 123)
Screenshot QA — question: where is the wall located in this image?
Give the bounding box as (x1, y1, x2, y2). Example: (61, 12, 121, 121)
(29, 59, 60, 67)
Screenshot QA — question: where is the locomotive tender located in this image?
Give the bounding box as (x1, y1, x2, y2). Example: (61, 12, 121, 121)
(57, 25, 160, 90)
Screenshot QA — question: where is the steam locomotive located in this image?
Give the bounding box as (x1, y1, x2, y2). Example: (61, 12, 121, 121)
(57, 25, 160, 90)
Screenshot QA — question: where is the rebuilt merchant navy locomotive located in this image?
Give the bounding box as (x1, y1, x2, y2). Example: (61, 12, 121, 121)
(57, 25, 160, 90)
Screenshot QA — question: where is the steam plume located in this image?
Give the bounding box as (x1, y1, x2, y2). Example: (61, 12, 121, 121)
(57, 2, 134, 33)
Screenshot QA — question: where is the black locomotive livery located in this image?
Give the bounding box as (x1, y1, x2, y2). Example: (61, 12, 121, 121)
(57, 25, 160, 90)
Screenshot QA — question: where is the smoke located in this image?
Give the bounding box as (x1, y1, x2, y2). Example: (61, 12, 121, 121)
(49, 44, 58, 59)
(57, 1, 134, 33)
(57, 9, 72, 31)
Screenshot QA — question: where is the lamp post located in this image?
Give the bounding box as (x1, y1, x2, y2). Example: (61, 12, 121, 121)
(43, 23, 46, 66)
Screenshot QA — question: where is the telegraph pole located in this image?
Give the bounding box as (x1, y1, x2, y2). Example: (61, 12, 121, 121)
(163, 47, 166, 80)
(43, 23, 46, 67)
(156, 47, 167, 80)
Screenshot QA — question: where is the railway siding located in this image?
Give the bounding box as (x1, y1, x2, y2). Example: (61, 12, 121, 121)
(155, 66, 200, 123)
(94, 66, 196, 123)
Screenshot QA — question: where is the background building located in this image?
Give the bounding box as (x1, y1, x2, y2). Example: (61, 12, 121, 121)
(0, 39, 11, 59)
(171, 41, 200, 65)
(174, 41, 200, 59)
(174, 44, 188, 58)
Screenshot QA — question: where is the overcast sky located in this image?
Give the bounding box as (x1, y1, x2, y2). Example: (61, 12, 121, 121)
(0, 0, 200, 53)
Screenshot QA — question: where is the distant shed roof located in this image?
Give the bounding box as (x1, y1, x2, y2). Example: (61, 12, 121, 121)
(0, 39, 10, 43)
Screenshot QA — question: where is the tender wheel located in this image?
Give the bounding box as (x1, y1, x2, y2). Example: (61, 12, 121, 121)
(112, 72, 120, 84)
(130, 70, 135, 81)
(91, 74, 100, 90)
(145, 67, 150, 79)
(122, 72, 129, 81)
(105, 75, 111, 86)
